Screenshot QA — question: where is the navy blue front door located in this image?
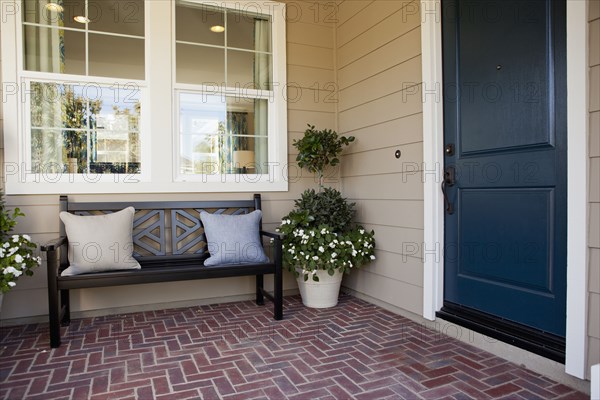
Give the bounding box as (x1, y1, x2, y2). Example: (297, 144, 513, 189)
(442, 0, 567, 337)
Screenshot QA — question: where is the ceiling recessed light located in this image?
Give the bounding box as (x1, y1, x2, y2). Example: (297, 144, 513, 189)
(45, 2, 64, 12)
(210, 25, 225, 33)
(73, 15, 90, 24)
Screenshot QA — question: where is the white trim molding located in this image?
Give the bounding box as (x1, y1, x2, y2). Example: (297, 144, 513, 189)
(565, 0, 589, 380)
(421, 0, 444, 321)
(421, 0, 590, 378)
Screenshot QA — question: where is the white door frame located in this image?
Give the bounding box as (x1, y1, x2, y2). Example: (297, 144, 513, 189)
(421, 0, 590, 379)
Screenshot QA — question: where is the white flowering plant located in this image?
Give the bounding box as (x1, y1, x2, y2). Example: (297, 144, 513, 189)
(1, 195, 41, 294)
(278, 210, 375, 282)
(281, 125, 377, 283)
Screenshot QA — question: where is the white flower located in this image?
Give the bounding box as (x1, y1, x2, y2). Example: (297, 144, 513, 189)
(36, 257, 42, 264)
(329, 242, 335, 248)
(359, 229, 365, 235)
(370, 255, 376, 260)
(288, 249, 295, 254)
(345, 241, 352, 245)
(22, 234, 32, 242)
(7, 282, 16, 287)
(320, 228, 327, 235)
(15, 254, 23, 263)
(331, 252, 337, 259)
(7, 247, 18, 257)
(312, 256, 319, 261)
(318, 246, 325, 253)
(3, 266, 18, 275)
(311, 270, 317, 275)
(306, 255, 309, 260)
(352, 250, 357, 257)
(364, 242, 370, 247)
(3, 242, 10, 248)
(310, 231, 315, 237)
(12, 235, 20, 243)
(0, 248, 4, 258)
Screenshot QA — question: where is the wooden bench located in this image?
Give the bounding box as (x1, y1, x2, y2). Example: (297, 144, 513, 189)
(41, 194, 283, 348)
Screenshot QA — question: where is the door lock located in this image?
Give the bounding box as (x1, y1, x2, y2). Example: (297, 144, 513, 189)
(444, 165, 456, 186)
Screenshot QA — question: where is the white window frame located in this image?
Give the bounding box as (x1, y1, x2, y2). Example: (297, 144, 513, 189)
(171, 0, 288, 190)
(1, 0, 288, 194)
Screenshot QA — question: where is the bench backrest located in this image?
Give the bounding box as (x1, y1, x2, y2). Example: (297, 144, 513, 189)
(59, 194, 262, 263)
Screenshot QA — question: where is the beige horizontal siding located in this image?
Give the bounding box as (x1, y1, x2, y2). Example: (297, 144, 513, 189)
(339, 55, 422, 112)
(338, 27, 421, 90)
(337, 0, 424, 317)
(288, 20, 334, 49)
(287, 65, 335, 89)
(343, 268, 422, 315)
(360, 224, 423, 258)
(342, 172, 424, 201)
(341, 142, 423, 178)
(354, 199, 424, 230)
(339, 83, 423, 133)
(288, 43, 334, 70)
(281, 0, 340, 27)
(336, 0, 373, 27)
(336, 0, 409, 48)
(338, 1, 420, 67)
(341, 113, 423, 155)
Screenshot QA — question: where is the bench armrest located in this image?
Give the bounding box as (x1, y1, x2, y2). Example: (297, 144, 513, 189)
(41, 236, 68, 252)
(260, 230, 283, 240)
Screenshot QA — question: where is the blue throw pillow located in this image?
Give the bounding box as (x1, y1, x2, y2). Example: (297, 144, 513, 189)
(200, 210, 270, 266)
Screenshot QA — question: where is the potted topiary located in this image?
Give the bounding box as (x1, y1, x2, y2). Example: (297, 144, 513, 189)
(278, 125, 375, 308)
(0, 193, 41, 313)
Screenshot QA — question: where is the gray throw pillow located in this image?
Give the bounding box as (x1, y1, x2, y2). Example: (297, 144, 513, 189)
(59, 207, 141, 276)
(200, 210, 269, 266)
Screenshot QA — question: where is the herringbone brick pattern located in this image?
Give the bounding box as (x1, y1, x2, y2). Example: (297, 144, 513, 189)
(0, 295, 587, 399)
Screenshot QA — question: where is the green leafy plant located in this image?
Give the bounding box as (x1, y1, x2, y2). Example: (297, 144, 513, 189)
(294, 125, 354, 188)
(280, 124, 375, 282)
(293, 188, 355, 233)
(0, 194, 41, 294)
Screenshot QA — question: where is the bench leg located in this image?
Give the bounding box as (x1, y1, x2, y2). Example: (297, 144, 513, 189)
(48, 277, 61, 348)
(61, 289, 71, 326)
(256, 274, 265, 305)
(274, 265, 283, 321)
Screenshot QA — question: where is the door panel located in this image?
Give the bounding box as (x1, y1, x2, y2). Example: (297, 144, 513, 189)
(442, 0, 567, 338)
(457, 1, 552, 154)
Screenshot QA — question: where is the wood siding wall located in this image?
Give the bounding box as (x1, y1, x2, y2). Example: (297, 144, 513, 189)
(0, 0, 334, 321)
(336, 0, 424, 316)
(588, 0, 600, 378)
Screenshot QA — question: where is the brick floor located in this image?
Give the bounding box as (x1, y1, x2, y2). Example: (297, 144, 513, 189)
(0, 295, 588, 399)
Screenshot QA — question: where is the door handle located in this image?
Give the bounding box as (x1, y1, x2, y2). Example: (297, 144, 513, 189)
(441, 166, 456, 214)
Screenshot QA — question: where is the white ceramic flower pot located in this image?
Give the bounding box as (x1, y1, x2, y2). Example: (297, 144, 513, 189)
(296, 269, 343, 308)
